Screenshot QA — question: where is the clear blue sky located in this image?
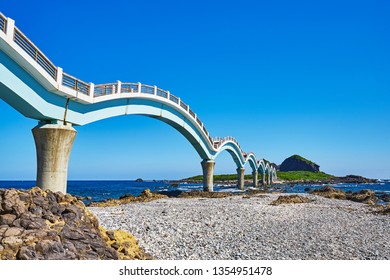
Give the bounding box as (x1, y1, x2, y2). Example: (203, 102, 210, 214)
(0, 0, 389, 180)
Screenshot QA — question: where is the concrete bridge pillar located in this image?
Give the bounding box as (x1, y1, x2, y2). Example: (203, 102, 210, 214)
(32, 122, 77, 194)
(252, 171, 259, 188)
(267, 173, 271, 185)
(261, 172, 266, 186)
(201, 160, 215, 192)
(237, 167, 245, 191)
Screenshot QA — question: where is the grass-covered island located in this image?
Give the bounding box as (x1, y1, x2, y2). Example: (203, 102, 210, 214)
(184, 154, 377, 184)
(184, 171, 376, 184)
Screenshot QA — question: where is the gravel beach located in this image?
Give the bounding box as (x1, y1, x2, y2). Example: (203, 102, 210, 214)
(89, 193, 390, 260)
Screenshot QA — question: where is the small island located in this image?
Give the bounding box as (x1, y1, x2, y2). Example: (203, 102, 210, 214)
(184, 154, 377, 184)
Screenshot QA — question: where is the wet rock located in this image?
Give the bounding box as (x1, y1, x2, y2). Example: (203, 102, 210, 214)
(377, 193, 390, 203)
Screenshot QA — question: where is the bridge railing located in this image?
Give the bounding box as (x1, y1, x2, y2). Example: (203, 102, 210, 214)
(94, 83, 116, 97)
(13, 27, 58, 80)
(0, 13, 6, 33)
(1, 13, 216, 147)
(90, 81, 212, 143)
(169, 94, 179, 104)
(62, 73, 89, 95)
(121, 83, 139, 93)
(212, 136, 246, 158)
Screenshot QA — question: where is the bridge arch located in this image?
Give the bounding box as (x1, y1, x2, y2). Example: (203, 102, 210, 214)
(0, 13, 276, 193)
(212, 140, 246, 168)
(244, 153, 258, 172)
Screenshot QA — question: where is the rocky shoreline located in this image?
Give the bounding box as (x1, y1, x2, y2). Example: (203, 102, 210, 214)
(1, 186, 389, 260)
(89, 193, 390, 260)
(182, 174, 378, 186)
(0, 187, 149, 260)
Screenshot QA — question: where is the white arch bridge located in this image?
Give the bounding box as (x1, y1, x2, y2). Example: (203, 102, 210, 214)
(0, 13, 277, 193)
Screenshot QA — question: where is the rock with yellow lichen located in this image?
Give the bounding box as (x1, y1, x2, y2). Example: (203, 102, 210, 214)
(0, 187, 149, 260)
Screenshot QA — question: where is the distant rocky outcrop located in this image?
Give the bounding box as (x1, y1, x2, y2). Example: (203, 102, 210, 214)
(310, 186, 377, 205)
(87, 189, 167, 207)
(279, 155, 320, 172)
(0, 187, 149, 260)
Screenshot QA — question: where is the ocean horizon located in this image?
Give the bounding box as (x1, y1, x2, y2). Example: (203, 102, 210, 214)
(1, 180, 389, 204)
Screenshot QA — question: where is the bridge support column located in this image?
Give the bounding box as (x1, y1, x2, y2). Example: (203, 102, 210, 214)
(267, 173, 271, 185)
(262, 172, 266, 186)
(237, 167, 245, 191)
(252, 171, 259, 188)
(32, 122, 77, 194)
(201, 160, 215, 192)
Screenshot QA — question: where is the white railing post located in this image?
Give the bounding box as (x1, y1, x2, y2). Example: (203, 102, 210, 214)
(116, 81, 121, 94)
(89, 83, 95, 97)
(138, 82, 142, 93)
(154, 86, 157, 95)
(56, 67, 63, 85)
(167, 91, 170, 100)
(178, 97, 181, 106)
(187, 105, 190, 112)
(5, 18, 15, 43)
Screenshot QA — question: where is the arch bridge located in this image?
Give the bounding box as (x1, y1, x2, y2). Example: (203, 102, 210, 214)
(0, 13, 277, 193)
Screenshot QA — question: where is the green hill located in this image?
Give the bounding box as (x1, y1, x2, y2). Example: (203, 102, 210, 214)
(276, 171, 333, 181)
(185, 171, 333, 182)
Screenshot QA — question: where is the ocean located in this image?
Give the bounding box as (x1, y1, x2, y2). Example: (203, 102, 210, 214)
(1, 180, 389, 204)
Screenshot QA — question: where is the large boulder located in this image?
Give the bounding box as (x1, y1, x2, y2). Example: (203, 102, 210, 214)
(279, 155, 320, 172)
(0, 187, 149, 260)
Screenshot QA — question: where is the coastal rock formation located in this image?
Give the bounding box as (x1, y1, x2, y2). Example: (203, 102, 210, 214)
(310, 186, 376, 205)
(271, 195, 312, 205)
(87, 189, 167, 207)
(310, 186, 346, 199)
(334, 175, 377, 184)
(0, 187, 148, 260)
(348, 189, 376, 205)
(279, 155, 320, 172)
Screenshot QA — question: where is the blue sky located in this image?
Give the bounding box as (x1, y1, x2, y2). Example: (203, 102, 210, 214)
(0, 0, 389, 180)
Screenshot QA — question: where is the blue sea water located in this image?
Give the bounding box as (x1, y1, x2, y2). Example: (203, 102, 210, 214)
(1, 180, 389, 204)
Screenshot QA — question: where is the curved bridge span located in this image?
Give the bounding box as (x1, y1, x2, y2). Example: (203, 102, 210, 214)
(0, 13, 277, 193)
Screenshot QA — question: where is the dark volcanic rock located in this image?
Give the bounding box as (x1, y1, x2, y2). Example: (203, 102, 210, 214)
(333, 175, 377, 184)
(279, 155, 320, 172)
(0, 187, 149, 260)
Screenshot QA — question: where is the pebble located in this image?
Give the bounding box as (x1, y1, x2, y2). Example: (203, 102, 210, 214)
(89, 194, 390, 260)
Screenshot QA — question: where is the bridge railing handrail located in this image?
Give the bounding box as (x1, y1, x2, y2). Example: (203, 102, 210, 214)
(91, 81, 213, 143)
(0, 13, 6, 33)
(121, 82, 139, 93)
(2, 13, 219, 148)
(62, 73, 90, 95)
(94, 83, 116, 96)
(12, 26, 58, 80)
